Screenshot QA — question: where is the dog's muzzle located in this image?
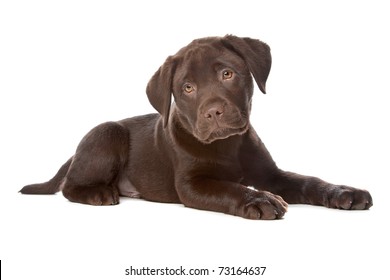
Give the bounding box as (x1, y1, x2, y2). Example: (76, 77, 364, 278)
(195, 102, 249, 143)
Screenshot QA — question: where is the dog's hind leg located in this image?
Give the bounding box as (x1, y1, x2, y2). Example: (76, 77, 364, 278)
(62, 122, 129, 206)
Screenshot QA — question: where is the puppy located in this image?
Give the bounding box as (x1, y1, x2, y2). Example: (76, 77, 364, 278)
(20, 35, 373, 219)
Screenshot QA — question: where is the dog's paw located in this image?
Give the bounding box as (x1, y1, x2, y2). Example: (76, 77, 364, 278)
(86, 186, 120, 206)
(327, 185, 373, 210)
(240, 190, 288, 220)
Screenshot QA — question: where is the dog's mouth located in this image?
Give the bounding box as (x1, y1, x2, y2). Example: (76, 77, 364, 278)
(194, 108, 250, 144)
(196, 123, 249, 144)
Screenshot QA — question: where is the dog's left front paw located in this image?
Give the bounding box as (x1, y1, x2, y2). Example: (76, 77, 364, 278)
(327, 185, 373, 210)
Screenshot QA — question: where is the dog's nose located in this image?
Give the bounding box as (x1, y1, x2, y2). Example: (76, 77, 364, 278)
(204, 106, 224, 120)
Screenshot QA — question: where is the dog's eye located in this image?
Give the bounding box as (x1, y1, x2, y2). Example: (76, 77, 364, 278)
(183, 84, 195, 94)
(222, 70, 234, 80)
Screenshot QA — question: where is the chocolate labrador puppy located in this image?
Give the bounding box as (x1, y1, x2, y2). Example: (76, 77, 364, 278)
(20, 35, 373, 219)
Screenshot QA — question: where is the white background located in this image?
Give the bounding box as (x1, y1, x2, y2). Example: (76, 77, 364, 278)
(1, 0, 389, 279)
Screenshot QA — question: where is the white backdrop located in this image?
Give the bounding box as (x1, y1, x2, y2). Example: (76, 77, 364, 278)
(1, 1, 389, 279)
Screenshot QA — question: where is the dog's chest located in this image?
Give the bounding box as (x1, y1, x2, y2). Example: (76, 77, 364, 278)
(182, 138, 245, 182)
(187, 151, 244, 183)
(213, 160, 244, 183)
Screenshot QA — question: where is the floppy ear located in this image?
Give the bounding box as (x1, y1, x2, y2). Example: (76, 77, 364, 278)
(146, 56, 176, 127)
(221, 35, 272, 94)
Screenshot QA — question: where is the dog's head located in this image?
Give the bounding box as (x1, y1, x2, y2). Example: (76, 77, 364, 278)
(146, 35, 272, 144)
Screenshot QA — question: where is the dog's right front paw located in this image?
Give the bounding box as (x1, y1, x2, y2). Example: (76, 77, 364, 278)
(240, 190, 288, 220)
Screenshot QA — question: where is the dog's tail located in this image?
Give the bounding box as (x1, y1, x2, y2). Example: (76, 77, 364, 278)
(19, 157, 73, 194)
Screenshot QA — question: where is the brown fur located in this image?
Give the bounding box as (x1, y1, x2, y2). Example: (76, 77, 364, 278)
(20, 35, 372, 219)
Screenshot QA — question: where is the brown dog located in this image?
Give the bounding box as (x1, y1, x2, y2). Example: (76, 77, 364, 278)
(20, 35, 373, 219)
